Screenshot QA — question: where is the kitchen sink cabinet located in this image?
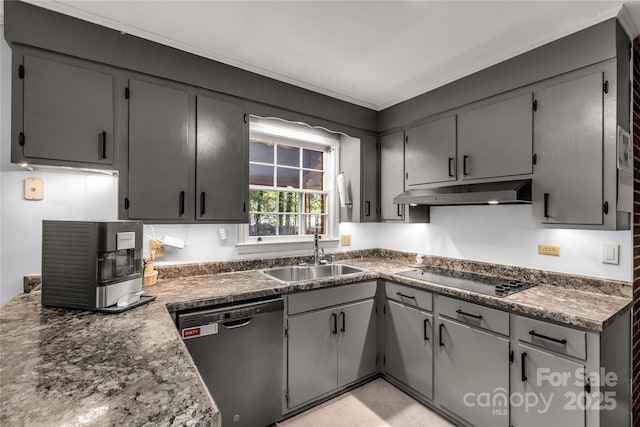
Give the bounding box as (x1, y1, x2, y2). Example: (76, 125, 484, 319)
(532, 71, 606, 227)
(384, 299, 433, 400)
(12, 53, 115, 167)
(127, 78, 193, 221)
(285, 282, 377, 410)
(458, 93, 533, 180)
(435, 316, 510, 427)
(195, 95, 248, 222)
(405, 116, 457, 186)
(380, 130, 405, 221)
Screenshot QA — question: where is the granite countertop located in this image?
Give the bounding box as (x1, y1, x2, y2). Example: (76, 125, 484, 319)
(1, 254, 632, 426)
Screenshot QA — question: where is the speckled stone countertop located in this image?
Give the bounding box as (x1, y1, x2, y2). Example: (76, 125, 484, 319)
(2, 250, 632, 426)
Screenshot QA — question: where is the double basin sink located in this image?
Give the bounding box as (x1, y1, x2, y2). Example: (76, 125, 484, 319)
(262, 264, 364, 284)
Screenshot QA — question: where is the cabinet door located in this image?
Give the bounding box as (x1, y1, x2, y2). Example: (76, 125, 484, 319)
(128, 79, 191, 220)
(287, 308, 338, 408)
(533, 72, 604, 225)
(511, 344, 585, 427)
(361, 134, 379, 222)
(22, 55, 114, 164)
(381, 131, 405, 221)
(458, 93, 533, 180)
(385, 300, 433, 399)
(337, 299, 377, 387)
(405, 116, 456, 186)
(436, 317, 509, 426)
(196, 95, 248, 222)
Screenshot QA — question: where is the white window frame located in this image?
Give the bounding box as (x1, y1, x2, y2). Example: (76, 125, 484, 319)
(236, 119, 340, 254)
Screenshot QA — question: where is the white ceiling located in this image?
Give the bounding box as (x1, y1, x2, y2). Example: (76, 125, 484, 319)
(9, 1, 640, 110)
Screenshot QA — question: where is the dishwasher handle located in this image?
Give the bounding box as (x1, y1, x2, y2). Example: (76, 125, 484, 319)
(221, 317, 253, 329)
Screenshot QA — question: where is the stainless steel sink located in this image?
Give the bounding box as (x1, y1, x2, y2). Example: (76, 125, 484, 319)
(261, 264, 365, 283)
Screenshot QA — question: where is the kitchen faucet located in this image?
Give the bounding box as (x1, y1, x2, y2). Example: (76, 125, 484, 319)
(313, 219, 321, 265)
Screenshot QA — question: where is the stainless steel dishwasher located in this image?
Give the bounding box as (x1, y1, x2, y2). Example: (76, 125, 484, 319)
(177, 297, 284, 427)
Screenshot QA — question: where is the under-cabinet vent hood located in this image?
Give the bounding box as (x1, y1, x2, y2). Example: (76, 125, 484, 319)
(393, 179, 532, 206)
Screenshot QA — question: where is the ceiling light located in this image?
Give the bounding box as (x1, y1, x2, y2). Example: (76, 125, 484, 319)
(487, 200, 499, 205)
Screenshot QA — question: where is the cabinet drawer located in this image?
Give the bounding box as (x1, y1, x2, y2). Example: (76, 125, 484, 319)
(514, 315, 586, 360)
(437, 295, 509, 336)
(385, 282, 433, 312)
(287, 281, 376, 315)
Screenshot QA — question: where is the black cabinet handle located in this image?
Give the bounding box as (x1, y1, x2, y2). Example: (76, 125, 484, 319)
(463, 155, 469, 176)
(331, 313, 337, 335)
(340, 311, 345, 333)
(396, 291, 416, 302)
(543, 193, 549, 218)
(529, 330, 567, 345)
(448, 157, 454, 177)
(439, 323, 445, 347)
(423, 318, 430, 341)
(365, 201, 371, 217)
(200, 192, 206, 216)
(100, 131, 107, 159)
(521, 352, 528, 381)
(456, 309, 483, 320)
(397, 204, 402, 217)
(179, 191, 185, 216)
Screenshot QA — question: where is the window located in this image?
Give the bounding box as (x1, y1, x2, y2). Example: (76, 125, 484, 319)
(238, 117, 339, 252)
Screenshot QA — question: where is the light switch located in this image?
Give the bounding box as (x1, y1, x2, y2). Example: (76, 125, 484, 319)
(602, 244, 619, 265)
(24, 178, 44, 200)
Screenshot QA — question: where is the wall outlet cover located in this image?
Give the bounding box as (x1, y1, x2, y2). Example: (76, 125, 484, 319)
(24, 178, 44, 201)
(341, 234, 351, 246)
(602, 244, 619, 265)
(538, 244, 560, 256)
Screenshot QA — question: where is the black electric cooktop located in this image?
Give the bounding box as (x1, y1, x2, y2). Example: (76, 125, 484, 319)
(397, 267, 537, 297)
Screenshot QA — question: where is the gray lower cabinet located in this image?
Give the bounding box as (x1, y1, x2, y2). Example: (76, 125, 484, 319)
(195, 95, 248, 222)
(287, 293, 376, 409)
(287, 306, 338, 408)
(128, 79, 192, 220)
(458, 93, 533, 180)
(16, 54, 114, 165)
(511, 344, 585, 427)
(384, 300, 433, 399)
(532, 71, 605, 226)
(405, 115, 456, 186)
(435, 317, 509, 427)
(380, 131, 405, 221)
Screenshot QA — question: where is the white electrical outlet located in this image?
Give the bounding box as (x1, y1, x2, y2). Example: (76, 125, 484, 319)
(219, 227, 227, 241)
(602, 244, 619, 265)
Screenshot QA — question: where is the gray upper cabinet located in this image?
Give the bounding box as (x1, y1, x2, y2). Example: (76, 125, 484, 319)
(458, 93, 533, 180)
(18, 55, 114, 165)
(532, 72, 604, 226)
(196, 95, 248, 222)
(339, 134, 378, 223)
(380, 131, 405, 221)
(361, 134, 379, 222)
(405, 116, 456, 186)
(127, 79, 192, 221)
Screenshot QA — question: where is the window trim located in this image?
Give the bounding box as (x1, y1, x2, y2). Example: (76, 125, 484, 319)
(237, 120, 340, 254)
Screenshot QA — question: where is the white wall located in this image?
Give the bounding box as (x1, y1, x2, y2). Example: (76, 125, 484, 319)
(376, 205, 632, 282)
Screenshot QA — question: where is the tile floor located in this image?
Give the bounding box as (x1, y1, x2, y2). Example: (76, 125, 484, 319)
(277, 379, 455, 427)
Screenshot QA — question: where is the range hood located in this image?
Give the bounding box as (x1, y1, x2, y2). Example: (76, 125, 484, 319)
(393, 179, 532, 206)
